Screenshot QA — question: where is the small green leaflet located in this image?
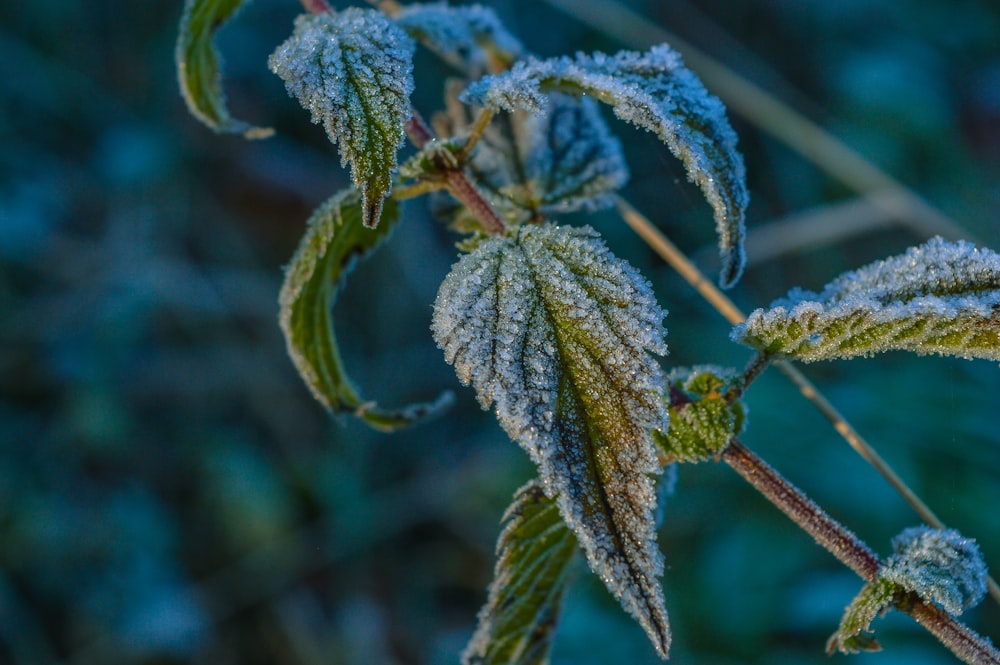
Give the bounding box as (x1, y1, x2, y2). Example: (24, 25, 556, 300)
(432, 223, 671, 657)
(395, 3, 523, 76)
(826, 577, 896, 655)
(269, 9, 416, 228)
(733, 237, 1000, 362)
(279, 188, 451, 431)
(655, 366, 746, 463)
(463, 481, 577, 665)
(461, 45, 749, 288)
(175, 0, 273, 138)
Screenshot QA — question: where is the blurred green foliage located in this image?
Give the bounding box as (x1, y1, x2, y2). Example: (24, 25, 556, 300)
(1, 0, 998, 663)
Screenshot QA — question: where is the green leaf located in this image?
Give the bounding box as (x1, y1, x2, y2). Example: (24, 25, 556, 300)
(279, 188, 451, 431)
(463, 481, 578, 665)
(655, 366, 746, 463)
(175, 0, 273, 138)
(432, 223, 672, 657)
(826, 577, 896, 655)
(395, 3, 523, 76)
(733, 237, 1000, 362)
(462, 45, 749, 288)
(269, 9, 416, 228)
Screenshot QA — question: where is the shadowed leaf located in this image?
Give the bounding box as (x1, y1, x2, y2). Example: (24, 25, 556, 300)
(463, 481, 577, 665)
(176, 0, 273, 138)
(462, 45, 749, 287)
(396, 3, 522, 76)
(432, 223, 671, 657)
(280, 188, 451, 431)
(733, 237, 1000, 362)
(269, 9, 415, 227)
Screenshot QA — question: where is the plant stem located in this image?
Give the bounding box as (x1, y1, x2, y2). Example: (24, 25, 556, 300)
(726, 351, 772, 402)
(722, 439, 1000, 665)
(299, 0, 331, 14)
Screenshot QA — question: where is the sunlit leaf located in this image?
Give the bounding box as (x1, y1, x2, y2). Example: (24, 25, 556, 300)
(655, 366, 746, 463)
(462, 45, 749, 287)
(733, 237, 1000, 362)
(395, 3, 522, 76)
(463, 480, 577, 665)
(432, 223, 671, 656)
(176, 0, 273, 138)
(269, 9, 415, 228)
(280, 188, 451, 431)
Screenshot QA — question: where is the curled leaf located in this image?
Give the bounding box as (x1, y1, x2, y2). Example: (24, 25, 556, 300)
(733, 237, 1000, 362)
(269, 9, 416, 228)
(395, 3, 523, 76)
(176, 0, 273, 138)
(463, 480, 577, 665)
(280, 188, 451, 431)
(881, 526, 987, 616)
(826, 577, 896, 655)
(462, 45, 749, 287)
(432, 223, 671, 656)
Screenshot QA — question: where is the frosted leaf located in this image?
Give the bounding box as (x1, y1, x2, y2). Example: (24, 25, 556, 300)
(280, 188, 452, 431)
(463, 480, 577, 665)
(395, 3, 522, 76)
(432, 223, 671, 656)
(269, 9, 415, 228)
(176, 0, 273, 138)
(826, 577, 896, 655)
(462, 45, 749, 287)
(733, 237, 1000, 362)
(654, 366, 746, 463)
(880, 526, 987, 616)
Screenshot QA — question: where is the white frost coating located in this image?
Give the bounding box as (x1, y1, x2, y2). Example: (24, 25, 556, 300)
(880, 526, 987, 616)
(268, 9, 415, 226)
(462, 45, 749, 288)
(733, 237, 1000, 361)
(432, 223, 672, 655)
(395, 3, 522, 76)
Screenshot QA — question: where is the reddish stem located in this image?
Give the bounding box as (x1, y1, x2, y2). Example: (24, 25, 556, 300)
(299, 0, 332, 14)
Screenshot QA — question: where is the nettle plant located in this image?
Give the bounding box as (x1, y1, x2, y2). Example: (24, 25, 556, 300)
(177, 0, 1000, 662)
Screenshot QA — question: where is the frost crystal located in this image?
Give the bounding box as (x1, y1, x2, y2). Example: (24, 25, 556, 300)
(462, 480, 577, 665)
(733, 237, 1000, 362)
(432, 223, 672, 656)
(880, 526, 987, 616)
(395, 3, 522, 76)
(269, 9, 415, 227)
(462, 45, 749, 287)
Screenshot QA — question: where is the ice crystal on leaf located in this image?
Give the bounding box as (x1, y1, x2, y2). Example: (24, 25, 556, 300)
(655, 366, 746, 463)
(463, 480, 577, 665)
(269, 9, 415, 228)
(432, 223, 671, 656)
(733, 237, 1000, 362)
(395, 3, 522, 76)
(176, 0, 273, 138)
(826, 577, 897, 655)
(461, 45, 749, 287)
(279, 188, 451, 431)
(881, 526, 987, 616)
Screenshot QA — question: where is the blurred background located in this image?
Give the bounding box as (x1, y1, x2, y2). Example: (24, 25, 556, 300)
(1, 0, 999, 663)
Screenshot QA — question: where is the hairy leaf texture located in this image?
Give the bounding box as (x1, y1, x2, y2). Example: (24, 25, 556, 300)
(463, 481, 577, 665)
(733, 237, 1000, 362)
(269, 9, 415, 228)
(432, 223, 671, 656)
(826, 577, 896, 655)
(176, 0, 273, 138)
(280, 188, 450, 431)
(462, 45, 749, 288)
(395, 3, 522, 76)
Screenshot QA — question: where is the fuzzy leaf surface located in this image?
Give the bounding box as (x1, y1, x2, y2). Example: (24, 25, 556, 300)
(733, 237, 1000, 362)
(432, 223, 671, 656)
(176, 0, 273, 137)
(280, 188, 450, 431)
(269, 9, 415, 227)
(463, 480, 577, 665)
(462, 45, 749, 287)
(826, 577, 896, 655)
(395, 3, 522, 76)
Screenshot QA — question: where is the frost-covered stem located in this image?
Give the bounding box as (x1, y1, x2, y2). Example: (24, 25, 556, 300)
(299, 0, 332, 14)
(723, 439, 1000, 664)
(405, 110, 507, 235)
(458, 108, 496, 161)
(722, 439, 879, 580)
(726, 351, 772, 402)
